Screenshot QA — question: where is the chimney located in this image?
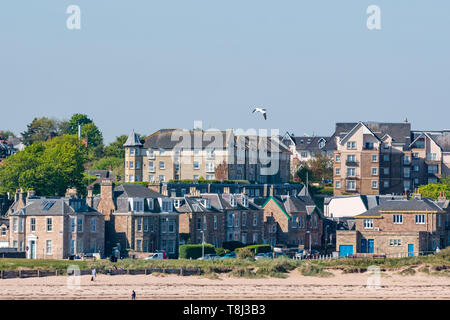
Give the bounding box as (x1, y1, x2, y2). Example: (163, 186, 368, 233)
(97, 179, 115, 219)
(242, 187, 246, 195)
(161, 183, 168, 196)
(189, 186, 197, 195)
(269, 184, 274, 197)
(223, 186, 230, 194)
(438, 191, 447, 202)
(14, 189, 20, 202)
(27, 190, 36, 198)
(86, 188, 94, 207)
(147, 182, 161, 193)
(65, 188, 78, 199)
(413, 188, 422, 200)
(263, 184, 268, 197)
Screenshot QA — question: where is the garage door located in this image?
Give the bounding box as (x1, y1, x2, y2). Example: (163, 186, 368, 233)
(339, 245, 353, 257)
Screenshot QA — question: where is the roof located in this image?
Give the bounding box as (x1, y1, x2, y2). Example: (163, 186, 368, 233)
(356, 198, 445, 218)
(290, 136, 331, 152)
(114, 184, 167, 199)
(144, 129, 229, 150)
(9, 198, 101, 216)
(334, 122, 412, 145)
(123, 130, 143, 147)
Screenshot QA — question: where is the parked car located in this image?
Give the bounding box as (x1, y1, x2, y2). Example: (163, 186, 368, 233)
(218, 252, 236, 259)
(144, 252, 167, 260)
(255, 252, 273, 260)
(197, 254, 219, 260)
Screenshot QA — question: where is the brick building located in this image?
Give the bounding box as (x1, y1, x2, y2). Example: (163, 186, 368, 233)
(7, 192, 105, 259)
(260, 187, 324, 250)
(336, 193, 450, 257)
(92, 182, 179, 258)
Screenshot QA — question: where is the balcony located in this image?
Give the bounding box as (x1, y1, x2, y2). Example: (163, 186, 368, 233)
(346, 160, 359, 166)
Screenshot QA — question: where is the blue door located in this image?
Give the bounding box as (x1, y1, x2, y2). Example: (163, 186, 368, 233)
(361, 239, 367, 253)
(339, 245, 353, 257)
(408, 244, 414, 257)
(368, 239, 375, 253)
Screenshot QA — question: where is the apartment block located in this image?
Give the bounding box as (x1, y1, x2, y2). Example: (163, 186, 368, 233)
(123, 129, 290, 185)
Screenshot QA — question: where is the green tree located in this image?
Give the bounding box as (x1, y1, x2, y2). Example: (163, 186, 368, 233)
(0, 135, 86, 196)
(296, 164, 313, 184)
(417, 181, 450, 200)
(68, 113, 93, 135)
(21, 117, 59, 145)
(0, 130, 15, 139)
(307, 153, 333, 182)
(90, 156, 124, 181)
(103, 135, 128, 158)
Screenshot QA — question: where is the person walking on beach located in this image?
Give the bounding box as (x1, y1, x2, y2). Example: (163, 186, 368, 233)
(91, 268, 97, 281)
(131, 290, 136, 300)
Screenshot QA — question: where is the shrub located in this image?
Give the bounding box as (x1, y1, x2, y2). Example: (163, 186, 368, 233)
(236, 248, 255, 259)
(223, 241, 245, 252)
(215, 247, 226, 256)
(178, 244, 216, 259)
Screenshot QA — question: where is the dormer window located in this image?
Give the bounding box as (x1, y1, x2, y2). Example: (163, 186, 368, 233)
(161, 199, 173, 213)
(230, 196, 237, 207)
(147, 198, 154, 210)
(174, 199, 182, 208)
(200, 199, 211, 209)
(130, 198, 144, 212)
(241, 195, 249, 208)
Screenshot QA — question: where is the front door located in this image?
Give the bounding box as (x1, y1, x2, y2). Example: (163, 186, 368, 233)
(30, 240, 36, 259)
(339, 245, 353, 257)
(368, 239, 375, 253)
(408, 244, 414, 257)
(361, 239, 367, 253)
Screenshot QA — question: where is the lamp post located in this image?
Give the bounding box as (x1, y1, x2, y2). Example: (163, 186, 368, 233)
(200, 230, 205, 259)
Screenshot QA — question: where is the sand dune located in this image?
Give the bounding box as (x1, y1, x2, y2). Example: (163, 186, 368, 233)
(0, 270, 449, 300)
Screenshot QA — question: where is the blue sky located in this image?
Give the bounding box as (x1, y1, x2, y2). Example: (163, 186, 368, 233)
(0, 1, 449, 143)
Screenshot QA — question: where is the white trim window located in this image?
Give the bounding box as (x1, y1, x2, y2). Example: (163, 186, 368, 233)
(13, 218, 18, 233)
(363, 219, 373, 229)
(46, 217, 53, 232)
(70, 217, 76, 233)
(393, 214, 403, 224)
(214, 216, 218, 230)
(253, 212, 258, 226)
(371, 168, 378, 176)
(372, 181, 378, 189)
(46, 240, 52, 255)
(415, 214, 425, 224)
(77, 217, 84, 232)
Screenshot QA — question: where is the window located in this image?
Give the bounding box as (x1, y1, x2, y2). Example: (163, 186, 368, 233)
(413, 165, 419, 172)
(346, 181, 356, 191)
(159, 175, 165, 182)
(193, 175, 199, 180)
(347, 168, 356, 177)
(158, 161, 165, 170)
(347, 141, 356, 150)
(19, 241, 24, 251)
(159, 149, 165, 155)
(135, 161, 140, 169)
(253, 233, 258, 243)
(371, 168, 378, 176)
(148, 161, 155, 171)
(227, 213, 233, 227)
(413, 152, 419, 159)
(301, 152, 307, 158)
(148, 149, 155, 158)
(161, 219, 168, 233)
(77, 217, 83, 232)
(427, 153, 437, 161)
(383, 143, 389, 149)
(428, 165, 438, 174)
(393, 214, 403, 224)
(253, 213, 258, 226)
(148, 174, 154, 182)
(130, 148, 135, 155)
(144, 217, 149, 232)
(19, 218, 24, 233)
(415, 214, 425, 224)
(372, 181, 378, 189)
(335, 168, 340, 175)
(13, 241, 18, 249)
(335, 181, 341, 188)
(363, 219, 373, 229)
(371, 155, 377, 162)
(242, 212, 247, 226)
(389, 239, 402, 247)
(206, 161, 214, 172)
(383, 167, 389, 175)
(347, 154, 356, 162)
(193, 161, 200, 170)
(214, 216, 218, 230)
(230, 196, 237, 207)
(404, 167, 410, 178)
(90, 218, 97, 233)
(175, 161, 180, 171)
(404, 180, 411, 190)
(241, 233, 247, 244)
(162, 200, 173, 212)
(206, 174, 214, 180)
(383, 155, 389, 161)
(136, 217, 142, 232)
(46, 240, 52, 255)
(168, 240, 175, 254)
(46, 218, 53, 232)
(1, 227, 6, 236)
(91, 239, 97, 253)
(70, 217, 76, 233)
(197, 217, 202, 230)
(383, 181, 389, 188)
(404, 155, 411, 165)
(335, 154, 341, 162)
(129, 161, 134, 169)
(13, 218, 18, 232)
(70, 240, 75, 254)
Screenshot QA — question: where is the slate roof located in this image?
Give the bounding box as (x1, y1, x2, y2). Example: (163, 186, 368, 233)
(144, 129, 229, 149)
(9, 198, 101, 216)
(356, 198, 445, 218)
(123, 130, 143, 147)
(114, 184, 167, 199)
(334, 122, 412, 145)
(290, 136, 331, 152)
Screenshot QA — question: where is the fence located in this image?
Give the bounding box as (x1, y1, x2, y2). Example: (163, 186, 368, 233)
(0, 267, 201, 280)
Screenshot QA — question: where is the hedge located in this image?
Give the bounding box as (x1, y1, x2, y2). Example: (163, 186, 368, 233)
(179, 244, 216, 259)
(236, 244, 273, 254)
(223, 241, 245, 252)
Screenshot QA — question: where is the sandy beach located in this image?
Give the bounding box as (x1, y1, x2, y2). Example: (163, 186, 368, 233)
(0, 270, 449, 300)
